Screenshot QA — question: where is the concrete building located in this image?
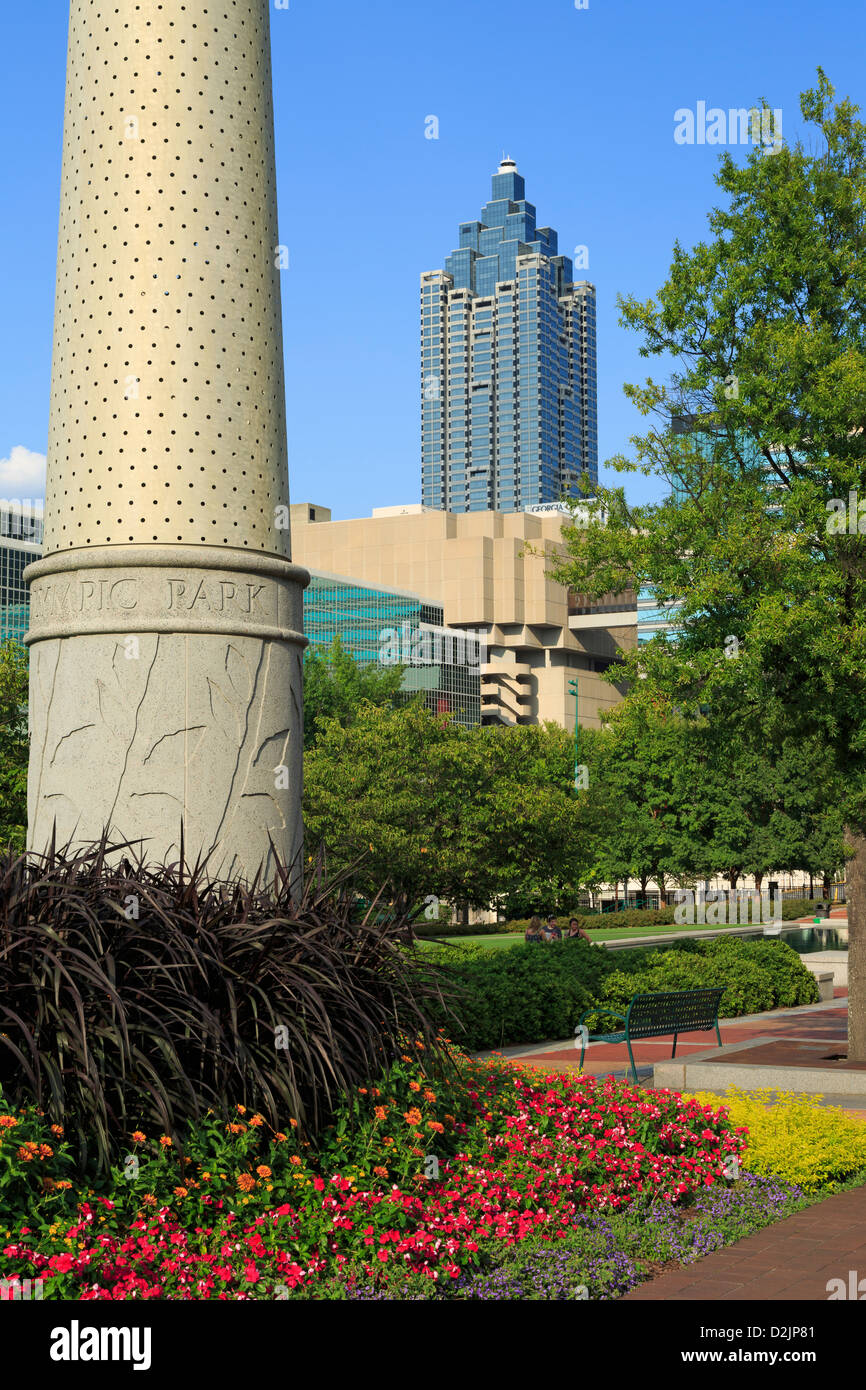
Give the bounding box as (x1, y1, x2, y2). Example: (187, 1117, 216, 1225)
(421, 158, 598, 514)
(291, 502, 636, 731)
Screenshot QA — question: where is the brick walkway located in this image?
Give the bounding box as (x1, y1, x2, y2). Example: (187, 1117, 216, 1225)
(501, 996, 850, 1085)
(622, 1184, 866, 1301)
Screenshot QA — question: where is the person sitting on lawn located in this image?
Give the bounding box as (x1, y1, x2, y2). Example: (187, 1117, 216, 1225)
(567, 917, 591, 943)
(544, 916, 562, 941)
(525, 915, 544, 943)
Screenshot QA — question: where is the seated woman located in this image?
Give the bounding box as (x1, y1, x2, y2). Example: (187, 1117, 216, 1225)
(524, 914, 544, 943)
(567, 917, 592, 943)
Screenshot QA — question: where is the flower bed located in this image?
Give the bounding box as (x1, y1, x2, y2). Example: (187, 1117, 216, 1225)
(1, 1049, 746, 1299)
(2, 1050, 860, 1301)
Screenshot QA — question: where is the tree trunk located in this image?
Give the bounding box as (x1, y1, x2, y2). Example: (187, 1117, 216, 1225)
(729, 871, 739, 894)
(754, 871, 763, 894)
(823, 873, 831, 899)
(846, 827, 866, 1061)
(809, 872, 814, 898)
(639, 874, 649, 905)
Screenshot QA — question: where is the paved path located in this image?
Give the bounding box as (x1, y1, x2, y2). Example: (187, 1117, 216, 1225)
(622, 1184, 866, 1301)
(496, 994, 849, 1085)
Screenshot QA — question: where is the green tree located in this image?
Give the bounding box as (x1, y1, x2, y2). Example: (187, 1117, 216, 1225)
(549, 73, 866, 1052)
(302, 635, 405, 749)
(0, 639, 29, 850)
(303, 705, 589, 911)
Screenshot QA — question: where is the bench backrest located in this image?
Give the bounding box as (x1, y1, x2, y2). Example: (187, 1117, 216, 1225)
(625, 988, 724, 1039)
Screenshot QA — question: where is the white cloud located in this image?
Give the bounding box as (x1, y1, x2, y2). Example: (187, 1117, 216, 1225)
(0, 446, 47, 505)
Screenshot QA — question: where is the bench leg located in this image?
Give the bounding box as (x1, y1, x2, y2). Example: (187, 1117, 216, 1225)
(671, 1033, 678, 1059)
(626, 1038, 638, 1085)
(715, 1021, 722, 1048)
(579, 1041, 586, 1072)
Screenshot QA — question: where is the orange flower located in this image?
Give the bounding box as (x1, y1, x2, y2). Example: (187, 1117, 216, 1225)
(423, 1090, 436, 1103)
(289, 1155, 302, 1166)
(50, 1125, 64, 1137)
(142, 1194, 157, 1206)
(39, 1144, 54, 1159)
(373, 1165, 388, 1179)
(236, 1173, 256, 1193)
(227, 1123, 246, 1135)
(275, 1132, 288, 1144)
(131, 1131, 146, 1144)
(249, 1114, 264, 1128)
(256, 1165, 272, 1179)
(159, 1136, 172, 1148)
(173, 1186, 188, 1199)
(373, 1106, 387, 1121)
(0, 1116, 19, 1130)
(426, 1120, 444, 1133)
(236, 1105, 247, 1116)
(288, 1118, 298, 1129)
(408, 1081, 421, 1093)
(371, 1088, 381, 1098)
(403, 1108, 422, 1127)
(55, 1180, 72, 1191)
(358, 1087, 368, 1095)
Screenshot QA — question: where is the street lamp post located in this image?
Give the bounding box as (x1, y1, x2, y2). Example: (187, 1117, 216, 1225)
(568, 676, 579, 790)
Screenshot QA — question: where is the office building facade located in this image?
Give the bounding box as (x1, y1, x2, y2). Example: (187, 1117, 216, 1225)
(304, 570, 481, 728)
(292, 503, 634, 731)
(1, 504, 43, 646)
(421, 159, 597, 514)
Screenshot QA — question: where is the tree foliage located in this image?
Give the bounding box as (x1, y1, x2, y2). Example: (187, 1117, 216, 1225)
(302, 635, 405, 749)
(0, 640, 29, 850)
(548, 71, 866, 1050)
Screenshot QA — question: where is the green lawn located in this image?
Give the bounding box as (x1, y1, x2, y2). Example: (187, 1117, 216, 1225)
(426, 917, 810, 951)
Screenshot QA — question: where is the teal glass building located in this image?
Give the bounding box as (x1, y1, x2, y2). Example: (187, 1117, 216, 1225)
(421, 158, 597, 513)
(0, 505, 43, 646)
(304, 571, 481, 727)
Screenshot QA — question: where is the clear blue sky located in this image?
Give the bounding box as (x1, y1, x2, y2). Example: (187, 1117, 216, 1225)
(1, 0, 863, 518)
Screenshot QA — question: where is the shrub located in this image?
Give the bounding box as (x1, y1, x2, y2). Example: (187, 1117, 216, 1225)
(686, 1088, 866, 1192)
(421, 936, 819, 1051)
(595, 938, 818, 1023)
(0, 840, 448, 1172)
(420, 941, 611, 1051)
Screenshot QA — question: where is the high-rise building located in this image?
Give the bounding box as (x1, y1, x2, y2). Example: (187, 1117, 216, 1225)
(421, 158, 597, 513)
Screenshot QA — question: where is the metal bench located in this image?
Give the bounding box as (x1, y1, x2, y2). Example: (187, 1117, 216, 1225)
(576, 987, 724, 1083)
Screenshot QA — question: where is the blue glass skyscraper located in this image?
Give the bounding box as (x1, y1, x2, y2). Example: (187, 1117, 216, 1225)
(420, 158, 597, 513)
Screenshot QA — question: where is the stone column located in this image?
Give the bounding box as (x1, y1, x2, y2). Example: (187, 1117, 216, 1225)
(24, 1, 308, 884)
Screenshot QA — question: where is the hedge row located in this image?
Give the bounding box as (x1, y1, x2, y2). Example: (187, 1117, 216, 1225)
(413, 898, 825, 937)
(420, 936, 820, 1053)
